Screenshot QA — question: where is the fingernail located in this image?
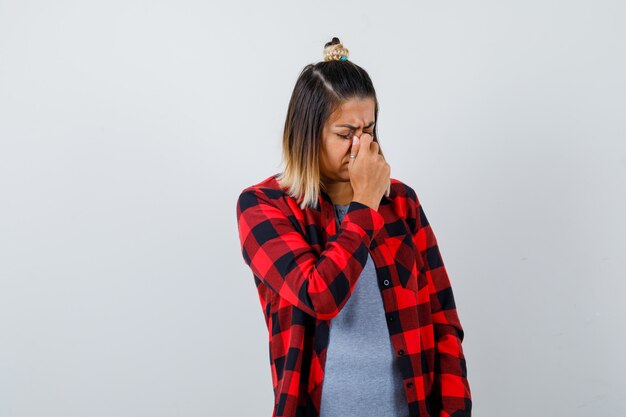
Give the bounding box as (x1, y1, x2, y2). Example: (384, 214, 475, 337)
(353, 135, 359, 145)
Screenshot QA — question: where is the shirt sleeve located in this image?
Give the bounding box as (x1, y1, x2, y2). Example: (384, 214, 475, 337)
(405, 186, 473, 417)
(236, 187, 385, 320)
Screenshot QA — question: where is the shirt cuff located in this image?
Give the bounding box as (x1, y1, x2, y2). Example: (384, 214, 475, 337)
(340, 200, 385, 246)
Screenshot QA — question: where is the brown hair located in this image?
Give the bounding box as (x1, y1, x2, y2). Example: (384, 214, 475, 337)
(275, 37, 390, 210)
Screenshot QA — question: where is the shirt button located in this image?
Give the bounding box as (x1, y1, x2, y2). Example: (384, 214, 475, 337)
(406, 382, 413, 388)
(398, 349, 405, 355)
(383, 279, 390, 286)
(387, 315, 394, 322)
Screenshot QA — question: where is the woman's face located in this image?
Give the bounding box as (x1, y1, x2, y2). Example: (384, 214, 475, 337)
(320, 97, 376, 183)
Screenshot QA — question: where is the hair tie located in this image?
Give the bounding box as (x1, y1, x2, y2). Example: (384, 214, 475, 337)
(323, 37, 349, 62)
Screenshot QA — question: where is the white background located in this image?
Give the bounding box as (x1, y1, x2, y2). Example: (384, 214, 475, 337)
(1, 1, 625, 416)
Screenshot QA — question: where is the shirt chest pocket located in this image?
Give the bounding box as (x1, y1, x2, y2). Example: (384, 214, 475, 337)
(382, 234, 426, 293)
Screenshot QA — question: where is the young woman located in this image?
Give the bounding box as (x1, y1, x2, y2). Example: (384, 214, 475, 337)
(236, 37, 472, 417)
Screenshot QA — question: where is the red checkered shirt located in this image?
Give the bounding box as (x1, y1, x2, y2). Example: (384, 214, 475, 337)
(236, 173, 472, 417)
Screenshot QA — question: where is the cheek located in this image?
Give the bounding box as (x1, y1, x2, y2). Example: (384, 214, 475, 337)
(324, 138, 351, 165)
(319, 143, 331, 163)
(338, 145, 351, 162)
(340, 139, 351, 152)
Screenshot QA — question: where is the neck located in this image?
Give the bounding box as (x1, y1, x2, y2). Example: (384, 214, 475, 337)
(323, 181, 354, 206)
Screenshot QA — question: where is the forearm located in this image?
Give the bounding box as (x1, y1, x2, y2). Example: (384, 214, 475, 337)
(237, 190, 385, 320)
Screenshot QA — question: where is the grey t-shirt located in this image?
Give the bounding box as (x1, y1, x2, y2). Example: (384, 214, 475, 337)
(319, 202, 408, 417)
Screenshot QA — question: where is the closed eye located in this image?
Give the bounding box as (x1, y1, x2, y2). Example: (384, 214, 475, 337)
(339, 132, 373, 140)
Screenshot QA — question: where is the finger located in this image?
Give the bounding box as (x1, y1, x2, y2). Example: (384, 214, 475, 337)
(357, 133, 372, 156)
(351, 134, 360, 156)
(370, 139, 379, 154)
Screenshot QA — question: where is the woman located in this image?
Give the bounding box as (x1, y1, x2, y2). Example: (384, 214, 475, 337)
(236, 37, 472, 417)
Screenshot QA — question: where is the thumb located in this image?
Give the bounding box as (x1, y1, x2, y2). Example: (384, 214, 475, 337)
(348, 135, 360, 169)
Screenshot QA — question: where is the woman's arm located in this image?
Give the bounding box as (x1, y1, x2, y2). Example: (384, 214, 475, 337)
(236, 187, 385, 320)
(405, 185, 472, 416)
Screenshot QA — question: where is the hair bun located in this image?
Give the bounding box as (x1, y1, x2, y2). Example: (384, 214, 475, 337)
(323, 37, 349, 62)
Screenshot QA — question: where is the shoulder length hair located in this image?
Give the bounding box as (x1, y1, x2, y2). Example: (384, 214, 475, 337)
(275, 58, 390, 210)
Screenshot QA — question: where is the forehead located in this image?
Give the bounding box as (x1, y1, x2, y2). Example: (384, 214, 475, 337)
(328, 97, 376, 127)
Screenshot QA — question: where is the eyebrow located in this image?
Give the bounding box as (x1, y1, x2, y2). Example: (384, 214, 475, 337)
(334, 121, 375, 129)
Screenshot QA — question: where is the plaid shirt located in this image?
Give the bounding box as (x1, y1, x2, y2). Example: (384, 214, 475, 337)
(236, 173, 472, 417)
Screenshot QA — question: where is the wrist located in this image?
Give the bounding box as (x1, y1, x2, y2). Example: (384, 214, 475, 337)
(352, 195, 379, 211)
